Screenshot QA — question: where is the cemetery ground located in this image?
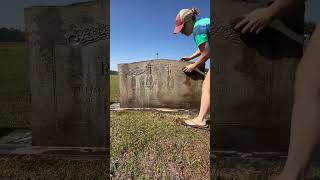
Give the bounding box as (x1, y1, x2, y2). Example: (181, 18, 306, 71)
(110, 75, 210, 179)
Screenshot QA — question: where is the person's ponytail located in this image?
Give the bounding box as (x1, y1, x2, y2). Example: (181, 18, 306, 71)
(190, 8, 199, 17)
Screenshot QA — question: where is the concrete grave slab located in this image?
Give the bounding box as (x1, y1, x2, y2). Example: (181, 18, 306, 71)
(118, 59, 206, 109)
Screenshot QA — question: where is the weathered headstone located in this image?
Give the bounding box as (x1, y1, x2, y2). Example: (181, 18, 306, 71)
(118, 60, 205, 109)
(25, 1, 109, 147)
(212, 0, 305, 151)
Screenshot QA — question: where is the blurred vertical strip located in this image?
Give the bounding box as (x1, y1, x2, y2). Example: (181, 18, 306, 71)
(210, 0, 214, 179)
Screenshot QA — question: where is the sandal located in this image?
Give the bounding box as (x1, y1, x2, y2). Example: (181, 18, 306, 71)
(176, 119, 209, 130)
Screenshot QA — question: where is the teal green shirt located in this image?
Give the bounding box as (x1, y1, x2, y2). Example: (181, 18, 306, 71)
(193, 18, 210, 47)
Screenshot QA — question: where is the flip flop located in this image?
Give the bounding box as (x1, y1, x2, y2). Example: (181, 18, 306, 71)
(175, 119, 209, 130)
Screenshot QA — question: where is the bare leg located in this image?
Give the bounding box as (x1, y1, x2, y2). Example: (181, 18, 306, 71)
(185, 69, 210, 126)
(275, 25, 320, 180)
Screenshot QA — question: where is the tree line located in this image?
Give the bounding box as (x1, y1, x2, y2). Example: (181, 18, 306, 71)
(110, 70, 118, 75)
(0, 27, 25, 42)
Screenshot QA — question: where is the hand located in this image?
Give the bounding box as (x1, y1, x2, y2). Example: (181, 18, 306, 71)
(180, 56, 193, 61)
(183, 64, 196, 72)
(233, 7, 275, 34)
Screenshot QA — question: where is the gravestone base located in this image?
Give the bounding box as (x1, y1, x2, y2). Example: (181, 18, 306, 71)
(0, 130, 107, 160)
(111, 102, 199, 114)
(0, 145, 107, 160)
(213, 125, 290, 152)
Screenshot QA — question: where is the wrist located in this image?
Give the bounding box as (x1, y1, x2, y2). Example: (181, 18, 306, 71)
(267, 0, 298, 20)
(267, 5, 280, 20)
(193, 61, 199, 67)
(268, 0, 290, 20)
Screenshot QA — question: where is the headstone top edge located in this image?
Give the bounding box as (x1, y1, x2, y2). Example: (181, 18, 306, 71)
(118, 59, 182, 66)
(24, 1, 96, 10)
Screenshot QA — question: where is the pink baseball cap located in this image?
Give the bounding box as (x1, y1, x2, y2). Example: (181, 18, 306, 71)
(173, 9, 196, 34)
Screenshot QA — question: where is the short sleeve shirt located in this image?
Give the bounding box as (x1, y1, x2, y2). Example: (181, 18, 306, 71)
(193, 18, 210, 47)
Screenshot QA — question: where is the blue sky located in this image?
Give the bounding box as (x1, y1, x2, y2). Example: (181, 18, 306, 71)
(305, 0, 320, 22)
(110, 0, 210, 70)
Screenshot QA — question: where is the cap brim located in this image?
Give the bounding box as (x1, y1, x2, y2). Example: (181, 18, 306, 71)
(173, 24, 184, 34)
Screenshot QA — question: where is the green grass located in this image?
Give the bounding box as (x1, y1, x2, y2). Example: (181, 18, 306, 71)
(110, 75, 119, 103)
(110, 111, 210, 179)
(0, 42, 28, 90)
(0, 155, 107, 180)
(0, 42, 30, 128)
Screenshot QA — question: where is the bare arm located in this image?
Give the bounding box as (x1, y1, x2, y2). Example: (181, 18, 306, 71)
(234, 0, 305, 34)
(190, 48, 201, 59)
(193, 42, 210, 67)
(268, 0, 305, 19)
(183, 42, 210, 72)
(180, 48, 201, 61)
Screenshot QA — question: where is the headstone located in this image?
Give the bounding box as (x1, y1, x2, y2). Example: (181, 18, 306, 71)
(212, 0, 305, 151)
(25, 1, 109, 147)
(118, 60, 205, 109)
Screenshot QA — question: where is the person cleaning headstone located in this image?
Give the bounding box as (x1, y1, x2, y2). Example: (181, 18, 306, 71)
(173, 8, 211, 129)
